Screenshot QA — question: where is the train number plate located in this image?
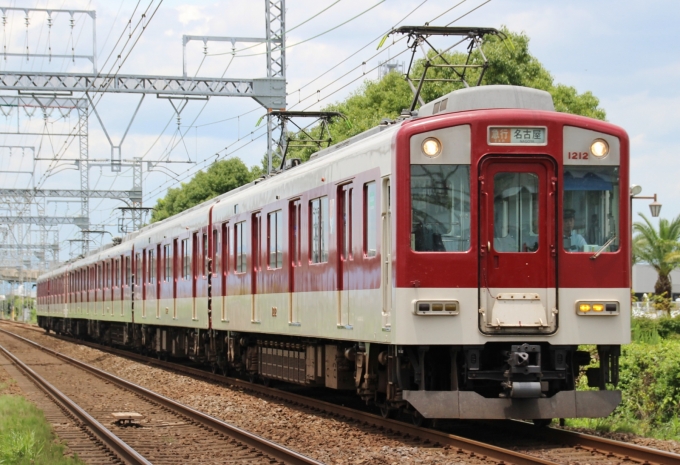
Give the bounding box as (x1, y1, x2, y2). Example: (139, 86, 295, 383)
(488, 127, 547, 145)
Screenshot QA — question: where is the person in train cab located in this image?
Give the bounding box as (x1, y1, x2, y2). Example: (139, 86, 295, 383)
(563, 208, 587, 251)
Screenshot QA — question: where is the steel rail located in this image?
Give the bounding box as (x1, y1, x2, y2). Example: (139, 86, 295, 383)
(0, 327, 322, 465)
(0, 344, 152, 465)
(17, 328, 559, 465)
(509, 420, 680, 465)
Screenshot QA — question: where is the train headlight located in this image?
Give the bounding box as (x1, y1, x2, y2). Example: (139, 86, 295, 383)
(576, 301, 619, 315)
(422, 137, 442, 158)
(590, 139, 609, 158)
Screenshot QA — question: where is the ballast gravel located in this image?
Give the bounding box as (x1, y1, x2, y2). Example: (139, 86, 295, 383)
(2, 324, 481, 465)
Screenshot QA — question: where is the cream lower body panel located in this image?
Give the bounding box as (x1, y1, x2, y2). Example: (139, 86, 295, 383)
(134, 297, 207, 329)
(394, 287, 630, 345)
(213, 289, 389, 343)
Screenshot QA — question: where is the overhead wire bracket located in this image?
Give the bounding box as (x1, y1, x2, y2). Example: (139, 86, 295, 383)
(262, 111, 348, 171)
(382, 26, 506, 111)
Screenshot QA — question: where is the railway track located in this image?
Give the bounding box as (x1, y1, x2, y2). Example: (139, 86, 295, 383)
(0, 325, 321, 465)
(4, 321, 680, 465)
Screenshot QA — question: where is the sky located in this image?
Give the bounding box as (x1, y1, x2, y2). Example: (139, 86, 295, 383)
(0, 0, 678, 262)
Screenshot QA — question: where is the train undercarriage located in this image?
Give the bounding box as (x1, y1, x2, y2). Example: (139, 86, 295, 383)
(37, 316, 621, 421)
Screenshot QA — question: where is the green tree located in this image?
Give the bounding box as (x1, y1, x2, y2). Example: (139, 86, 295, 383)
(150, 157, 254, 222)
(633, 213, 680, 302)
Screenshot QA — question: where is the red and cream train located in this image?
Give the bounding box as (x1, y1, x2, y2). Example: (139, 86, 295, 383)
(37, 85, 629, 421)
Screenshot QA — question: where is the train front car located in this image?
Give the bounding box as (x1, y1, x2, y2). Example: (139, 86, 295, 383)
(392, 85, 629, 421)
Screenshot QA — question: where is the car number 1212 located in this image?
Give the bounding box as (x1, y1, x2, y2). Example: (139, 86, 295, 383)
(567, 151, 589, 160)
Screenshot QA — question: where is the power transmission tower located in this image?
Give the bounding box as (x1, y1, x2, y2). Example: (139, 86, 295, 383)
(0, 1, 287, 272)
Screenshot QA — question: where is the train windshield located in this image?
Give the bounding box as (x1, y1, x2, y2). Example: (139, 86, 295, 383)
(492, 172, 540, 253)
(411, 165, 471, 252)
(563, 166, 620, 253)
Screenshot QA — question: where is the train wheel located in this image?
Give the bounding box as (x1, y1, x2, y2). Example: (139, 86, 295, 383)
(262, 377, 274, 388)
(247, 372, 257, 383)
(532, 418, 553, 427)
(412, 411, 426, 427)
(379, 403, 395, 419)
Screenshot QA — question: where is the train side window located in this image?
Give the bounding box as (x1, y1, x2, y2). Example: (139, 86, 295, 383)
(268, 210, 283, 269)
(235, 221, 247, 273)
(212, 229, 219, 275)
(290, 200, 302, 266)
(136, 254, 142, 287)
(364, 182, 377, 257)
(310, 196, 329, 263)
(164, 245, 171, 281)
(203, 233, 209, 276)
(148, 249, 155, 283)
(182, 239, 190, 280)
(221, 223, 229, 274)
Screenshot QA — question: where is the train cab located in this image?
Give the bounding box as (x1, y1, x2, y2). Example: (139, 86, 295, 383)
(392, 85, 629, 419)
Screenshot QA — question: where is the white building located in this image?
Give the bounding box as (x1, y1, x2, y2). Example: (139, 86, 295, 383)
(632, 264, 680, 300)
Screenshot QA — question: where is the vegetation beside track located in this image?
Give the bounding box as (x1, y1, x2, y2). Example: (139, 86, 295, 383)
(568, 317, 680, 440)
(0, 381, 84, 464)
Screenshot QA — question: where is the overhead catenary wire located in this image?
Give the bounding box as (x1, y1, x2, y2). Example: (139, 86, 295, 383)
(207, 0, 387, 58)
(35, 0, 161, 190)
(146, 0, 487, 205)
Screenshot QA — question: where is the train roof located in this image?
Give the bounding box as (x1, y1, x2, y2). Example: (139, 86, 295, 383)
(41, 85, 557, 281)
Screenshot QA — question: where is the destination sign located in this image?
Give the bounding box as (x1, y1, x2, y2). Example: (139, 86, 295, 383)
(488, 127, 547, 145)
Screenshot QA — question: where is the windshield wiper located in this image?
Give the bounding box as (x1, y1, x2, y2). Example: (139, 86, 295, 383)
(590, 236, 617, 260)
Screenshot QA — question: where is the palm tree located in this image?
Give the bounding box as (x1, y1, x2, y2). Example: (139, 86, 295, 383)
(633, 213, 680, 299)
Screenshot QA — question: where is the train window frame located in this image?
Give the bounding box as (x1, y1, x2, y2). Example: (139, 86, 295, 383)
(182, 239, 190, 280)
(212, 228, 219, 276)
(562, 166, 621, 254)
(268, 209, 283, 270)
(235, 221, 247, 274)
(164, 244, 171, 282)
(221, 222, 229, 275)
(148, 249, 155, 284)
(410, 164, 471, 252)
(203, 232, 209, 277)
(310, 196, 329, 264)
(364, 181, 377, 258)
(492, 171, 540, 254)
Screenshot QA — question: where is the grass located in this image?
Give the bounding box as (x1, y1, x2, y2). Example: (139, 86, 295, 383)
(0, 392, 85, 464)
(565, 416, 680, 441)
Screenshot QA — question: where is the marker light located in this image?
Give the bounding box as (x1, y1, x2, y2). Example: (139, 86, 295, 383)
(422, 137, 442, 158)
(590, 139, 609, 158)
(579, 304, 592, 312)
(592, 304, 605, 312)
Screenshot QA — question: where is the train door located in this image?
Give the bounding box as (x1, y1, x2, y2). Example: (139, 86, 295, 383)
(337, 183, 353, 328)
(478, 157, 557, 333)
(289, 200, 301, 324)
(381, 177, 392, 329)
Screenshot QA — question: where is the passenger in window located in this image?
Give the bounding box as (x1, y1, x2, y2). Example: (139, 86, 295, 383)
(563, 209, 587, 251)
(412, 220, 446, 252)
